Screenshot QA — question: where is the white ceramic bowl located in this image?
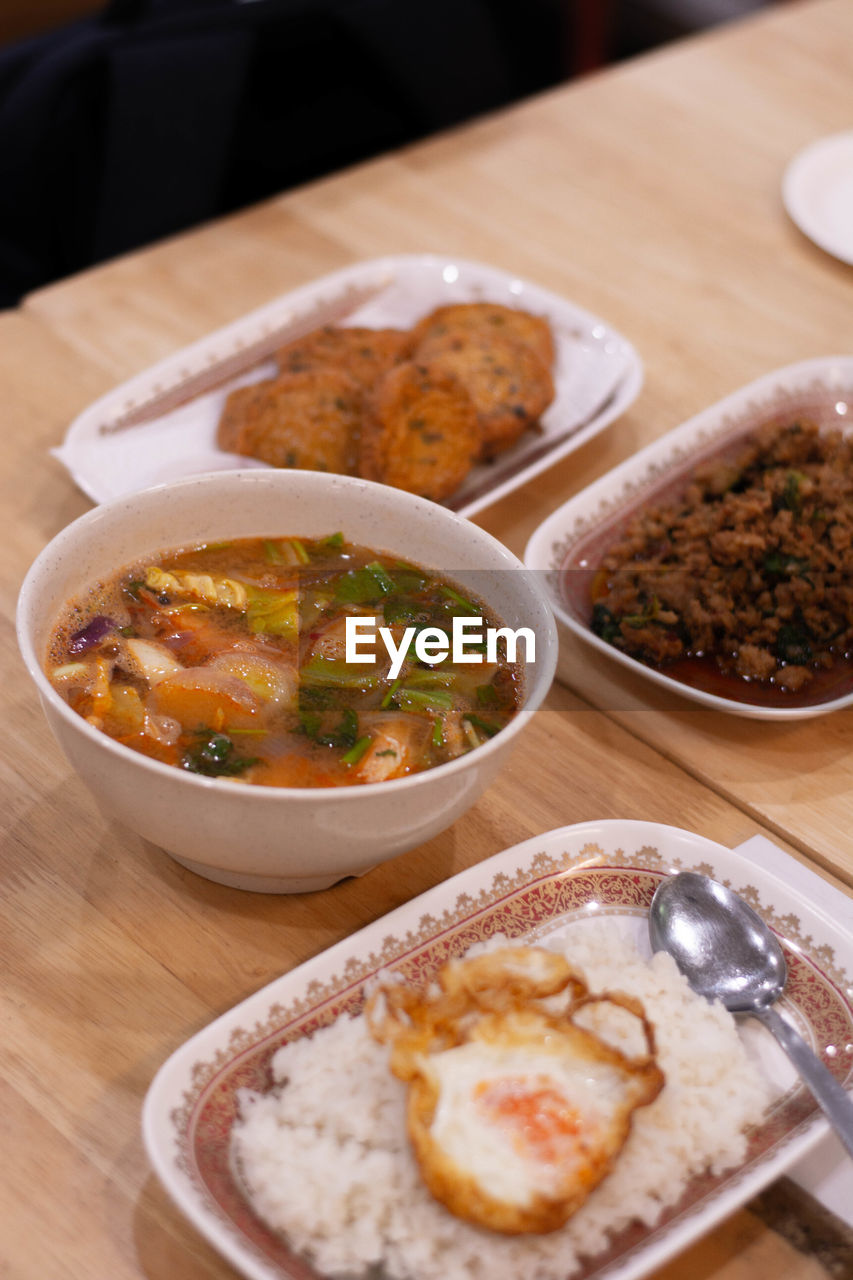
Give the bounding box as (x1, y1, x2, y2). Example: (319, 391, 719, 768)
(18, 470, 557, 892)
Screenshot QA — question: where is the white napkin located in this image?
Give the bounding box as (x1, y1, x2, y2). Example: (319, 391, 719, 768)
(733, 834, 853, 1226)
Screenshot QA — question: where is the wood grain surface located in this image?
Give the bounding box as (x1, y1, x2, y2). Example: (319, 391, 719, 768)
(3, 3, 852, 1278)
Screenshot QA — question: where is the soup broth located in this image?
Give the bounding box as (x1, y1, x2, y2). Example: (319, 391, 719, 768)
(46, 535, 522, 787)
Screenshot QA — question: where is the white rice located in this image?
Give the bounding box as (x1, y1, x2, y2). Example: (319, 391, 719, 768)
(230, 924, 770, 1279)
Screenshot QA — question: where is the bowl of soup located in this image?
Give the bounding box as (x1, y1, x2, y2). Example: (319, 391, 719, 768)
(18, 470, 557, 891)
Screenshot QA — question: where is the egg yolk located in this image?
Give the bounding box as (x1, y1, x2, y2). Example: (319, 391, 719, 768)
(474, 1076, 583, 1165)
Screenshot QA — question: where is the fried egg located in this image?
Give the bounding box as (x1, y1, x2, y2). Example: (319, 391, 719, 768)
(368, 946, 664, 1235)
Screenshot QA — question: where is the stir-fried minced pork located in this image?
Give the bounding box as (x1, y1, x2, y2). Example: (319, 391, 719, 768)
(590, 420, 853, 691)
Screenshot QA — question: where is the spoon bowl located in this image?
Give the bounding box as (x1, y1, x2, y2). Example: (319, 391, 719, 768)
(650, 871, 853, 1162)
(649, 872, 788, 1011)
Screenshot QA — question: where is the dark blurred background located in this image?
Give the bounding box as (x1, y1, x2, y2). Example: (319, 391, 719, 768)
(0, 0, 780, 306)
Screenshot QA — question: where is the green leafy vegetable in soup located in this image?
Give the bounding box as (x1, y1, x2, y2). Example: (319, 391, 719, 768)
(45, 535, 522, 786)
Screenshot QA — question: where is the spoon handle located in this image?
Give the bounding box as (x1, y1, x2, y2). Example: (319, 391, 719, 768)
(757, 1005, 853, 1161)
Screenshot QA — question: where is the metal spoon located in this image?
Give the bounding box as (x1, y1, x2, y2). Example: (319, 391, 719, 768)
(649, 871, 853, 1160)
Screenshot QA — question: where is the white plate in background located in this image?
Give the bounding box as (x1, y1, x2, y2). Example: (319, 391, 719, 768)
(783, 131, 853, 265)
(52, 255, 642, 518)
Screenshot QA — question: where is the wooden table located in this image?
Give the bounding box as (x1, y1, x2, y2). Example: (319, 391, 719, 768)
(3, 1, 852, 1276)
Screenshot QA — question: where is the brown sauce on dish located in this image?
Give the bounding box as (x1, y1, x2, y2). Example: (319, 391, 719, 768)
(657, 652, 853, 708)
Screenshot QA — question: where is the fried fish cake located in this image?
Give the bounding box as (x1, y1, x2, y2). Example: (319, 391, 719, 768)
(359, 361, 479, 501)
(407, 302, 556, 371)
(217, 378, 276, 454)
(413, 331, 555, 460)
(276, 325, 408, 389)
(217, 368, 362, 473)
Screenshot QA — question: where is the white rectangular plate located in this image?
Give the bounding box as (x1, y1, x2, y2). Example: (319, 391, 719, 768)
(525, 356, 853, 719)
(53, 255, 642, 518)
(142, 818, 853, 1280)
